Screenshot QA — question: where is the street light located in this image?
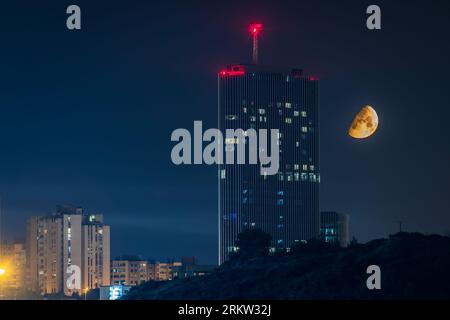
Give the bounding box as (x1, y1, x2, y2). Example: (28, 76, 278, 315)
(0, 267, 5, 299)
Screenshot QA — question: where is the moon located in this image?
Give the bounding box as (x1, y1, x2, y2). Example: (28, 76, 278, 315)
(348, 105, 379, 139)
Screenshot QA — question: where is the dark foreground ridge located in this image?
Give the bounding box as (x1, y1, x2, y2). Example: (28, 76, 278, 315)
(124, 232, 450, 300)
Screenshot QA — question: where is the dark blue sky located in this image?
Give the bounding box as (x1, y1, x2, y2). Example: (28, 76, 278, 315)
(0, 0, 449, 264)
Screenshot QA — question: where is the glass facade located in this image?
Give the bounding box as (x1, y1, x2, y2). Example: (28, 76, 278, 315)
(218, 65, 320, 264)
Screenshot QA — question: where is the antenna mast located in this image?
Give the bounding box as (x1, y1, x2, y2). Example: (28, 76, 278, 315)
(249, 23, 263, 65)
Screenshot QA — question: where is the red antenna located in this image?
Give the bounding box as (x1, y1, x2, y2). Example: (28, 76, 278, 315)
(249, 23, 263, 65)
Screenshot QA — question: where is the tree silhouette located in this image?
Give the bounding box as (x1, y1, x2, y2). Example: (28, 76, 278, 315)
(233, 228, 272, 260)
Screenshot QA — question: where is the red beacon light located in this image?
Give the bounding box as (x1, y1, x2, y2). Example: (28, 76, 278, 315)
(249, 23, 263, 36)
(219, 65, 246, 77)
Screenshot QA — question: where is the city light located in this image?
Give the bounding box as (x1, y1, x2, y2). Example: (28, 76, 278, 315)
(0, 268, 5, 276)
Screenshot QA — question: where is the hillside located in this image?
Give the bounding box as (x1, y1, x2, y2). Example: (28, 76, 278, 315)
(124, 233, 450, 300)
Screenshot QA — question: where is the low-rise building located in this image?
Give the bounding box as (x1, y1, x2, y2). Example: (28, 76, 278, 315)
(320, 211, 349, 247)
(0, 243, 26, 290)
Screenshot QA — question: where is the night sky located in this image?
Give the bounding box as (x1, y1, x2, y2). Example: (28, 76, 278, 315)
(0, 0, 449, 264)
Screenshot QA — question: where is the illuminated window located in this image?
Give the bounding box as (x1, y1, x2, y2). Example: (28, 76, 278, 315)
(296, 141, 300, 147)
(225, 114, 237, 120)
(294, 110, 299, 117)
(310, 165, 315, 171)
(220, 169, 226, 179)
(285, 117, 292, 124)
(250, 116, 256, 122)
(294, 173, 299, 181)
(225, 138, 239, 144)
(301, 111, 307, 117)
(302, 164, 308, 171)
(258, 108, 265, 115)
(294, 164, 299, 170)
(301, 126, 308, 133)
(285, 102, 292, 108)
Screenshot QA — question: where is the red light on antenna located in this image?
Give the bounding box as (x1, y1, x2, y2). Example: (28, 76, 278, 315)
(249, 23, 263, 36)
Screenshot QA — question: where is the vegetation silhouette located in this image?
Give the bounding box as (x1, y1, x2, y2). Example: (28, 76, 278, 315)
(124, 231, 450, 300)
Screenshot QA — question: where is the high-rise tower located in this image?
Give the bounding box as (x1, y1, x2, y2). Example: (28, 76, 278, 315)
(218, 25, 320, 264)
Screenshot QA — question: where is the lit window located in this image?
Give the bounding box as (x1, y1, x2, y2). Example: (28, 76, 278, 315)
(285, 102, 292, 108)
(258, 108, 265, 115)
(225, 138, 239, 144)
(296, 141, 300, 147)
(294, 110, 299, 117)
(225, 115, 237, 120)
(310, 165, 315, 171)
(220, 169, 226, 179)
(250, 116, 256, 122)
(285, 117, 292, 124)
(302, 164, 308, 171)
(301, 111, 307, 117)
(294, 164, 299, 170)
(243, 107, 247, 113)
(301, 126, 308, 133)
(294, 173, 299, 181)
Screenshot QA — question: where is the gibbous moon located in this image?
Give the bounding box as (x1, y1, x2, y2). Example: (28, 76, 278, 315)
(348, 105, 379, 139)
